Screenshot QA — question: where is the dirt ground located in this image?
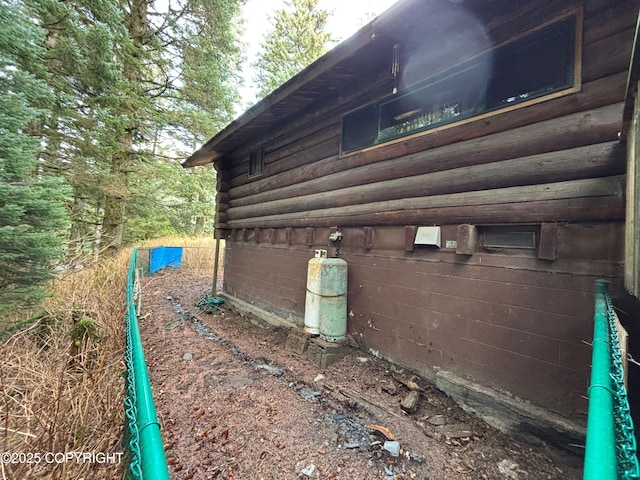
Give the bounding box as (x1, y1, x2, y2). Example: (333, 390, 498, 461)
(139, 269, 583, 480)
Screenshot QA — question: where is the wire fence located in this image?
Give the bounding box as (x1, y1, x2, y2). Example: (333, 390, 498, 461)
(584, 280, 639, 480)
(124, 248, 170, 480)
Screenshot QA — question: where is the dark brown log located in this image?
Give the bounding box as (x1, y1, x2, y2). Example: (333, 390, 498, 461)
(216, 192, 230, 204)
(582, 27, 635, 83)
(480, 0, 634, 53)
(224, 69, 391, 176)
(224, 176, 625, 229)
(216, 181, 231, 192)
(224, 7, 633, 185)
(230, 104, 625, 209)
(230, 134, 340, 185)
(229, 84, 626, 200)
(585, 0, 635, 19)
(215, 167, 232, 182)
(227, 197, 624, 229)
(266, 124, 338, 165)
(584, 0, 639, 45)
(226, 140, 624, 220)
(214, 212, 227, 224)
(485, 0, 579, 43)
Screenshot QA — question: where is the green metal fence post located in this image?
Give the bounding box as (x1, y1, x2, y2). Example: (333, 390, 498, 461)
(583, 279, 617, 479)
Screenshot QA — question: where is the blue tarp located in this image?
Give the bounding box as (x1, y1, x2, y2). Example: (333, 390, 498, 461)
(149, 247, 183, 274)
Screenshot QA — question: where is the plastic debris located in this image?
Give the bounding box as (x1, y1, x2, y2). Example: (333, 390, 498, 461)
(383, 440, 401, 457)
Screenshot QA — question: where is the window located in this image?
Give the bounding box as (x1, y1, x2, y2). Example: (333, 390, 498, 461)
(481, 226, 538, 251)
(341, 104, 379, 153)
(248, 147, 264, 177)
(341, 13, 580, 154)
(486, 15, 577, 110)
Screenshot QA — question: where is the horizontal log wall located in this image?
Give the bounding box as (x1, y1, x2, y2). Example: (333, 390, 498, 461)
(216, 1, 635, 231)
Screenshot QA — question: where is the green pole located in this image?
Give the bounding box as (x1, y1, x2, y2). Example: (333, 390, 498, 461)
(127, 249, 170, 480)
(583, 279, 617, 479)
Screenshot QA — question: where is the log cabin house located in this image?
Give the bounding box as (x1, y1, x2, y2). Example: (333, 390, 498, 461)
(185, 0, 640, 445)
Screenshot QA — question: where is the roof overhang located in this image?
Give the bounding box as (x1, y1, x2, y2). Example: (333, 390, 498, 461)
(183, 0, 539, 167)
(182, 0, 417, 168)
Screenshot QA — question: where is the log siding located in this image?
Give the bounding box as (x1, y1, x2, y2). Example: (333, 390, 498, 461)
(195, 0, 638, 429)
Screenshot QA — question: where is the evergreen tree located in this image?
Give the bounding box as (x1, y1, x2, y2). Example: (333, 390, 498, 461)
(153, 0, 243, 238)
(26, 0, 243, 256)
(0, 1, 70, 314)
(99, 0, 243, 252)
(29, 0, 133, 259)
(177, 0, 243, 140)
(253, 0, 332, 100)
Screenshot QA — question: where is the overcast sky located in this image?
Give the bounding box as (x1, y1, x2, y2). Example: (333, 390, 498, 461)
(238, 0, 401, 110)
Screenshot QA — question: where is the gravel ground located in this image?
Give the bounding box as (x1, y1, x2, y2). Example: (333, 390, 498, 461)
(139, 269, 583, 480)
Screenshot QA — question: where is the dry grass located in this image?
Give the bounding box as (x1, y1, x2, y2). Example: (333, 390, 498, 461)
(0, 236, 222, 480)
(0, 249, 130, 479)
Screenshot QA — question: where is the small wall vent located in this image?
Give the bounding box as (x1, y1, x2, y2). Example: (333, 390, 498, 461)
(414, 226, 441, 247)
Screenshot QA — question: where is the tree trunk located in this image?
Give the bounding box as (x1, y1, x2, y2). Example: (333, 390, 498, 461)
(100, 0, 147, 256)
(101, 147, 131, 254)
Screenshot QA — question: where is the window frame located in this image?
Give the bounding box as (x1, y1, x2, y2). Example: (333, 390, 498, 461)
(479, 225, 540, 253)
(248, 147, 264, 178)
(340, 9, 583, 155)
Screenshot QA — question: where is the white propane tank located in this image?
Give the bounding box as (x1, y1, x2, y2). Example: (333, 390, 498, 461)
(304, 249, 348, 342)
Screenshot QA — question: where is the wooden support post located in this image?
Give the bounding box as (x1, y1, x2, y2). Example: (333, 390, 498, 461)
(212, 237, 221, 296)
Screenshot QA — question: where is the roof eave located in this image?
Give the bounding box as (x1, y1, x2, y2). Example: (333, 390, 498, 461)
(182, 0, 413, 168)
